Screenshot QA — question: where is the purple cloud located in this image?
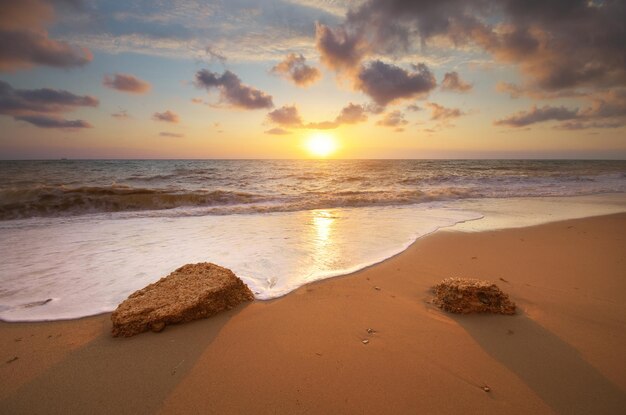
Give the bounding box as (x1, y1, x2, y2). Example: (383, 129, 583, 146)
(267, 105, 302, 126)
(195, 69, 273, 110)
(356, 61, 436, 106)
(376, 111, 408, 128)
(494, 105, 578, 127)
(427, 102, 465, 121)
(15, 115, 92, 129)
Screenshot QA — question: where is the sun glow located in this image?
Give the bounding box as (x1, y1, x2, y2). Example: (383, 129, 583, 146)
(305, 133, 338, 158)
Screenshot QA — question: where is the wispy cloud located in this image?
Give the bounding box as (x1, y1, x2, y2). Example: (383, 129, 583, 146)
(159, 131, 184, 137)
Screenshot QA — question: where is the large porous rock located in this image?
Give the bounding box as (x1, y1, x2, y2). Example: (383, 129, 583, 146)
(432, 278, 516, 315)
(111, 263, 254, 337)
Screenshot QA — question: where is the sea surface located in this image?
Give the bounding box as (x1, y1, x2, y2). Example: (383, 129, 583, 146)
(1, 159, 625, 321)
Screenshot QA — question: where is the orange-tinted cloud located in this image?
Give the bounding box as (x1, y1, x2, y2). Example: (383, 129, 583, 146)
(0, 0, 92, 71)
(376, 110, 408, 129)
(267, 105, 302, 126)
(427, 102, 465, 121)
(103, 73, 151, 94)
(159, 131, 184, 137)
(152, 110, 179, 123)
(272, 54, 321, 87)
(441, 72, 472, 92)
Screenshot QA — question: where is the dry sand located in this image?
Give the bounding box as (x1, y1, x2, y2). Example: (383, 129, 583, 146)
(1, 213, 625, 414)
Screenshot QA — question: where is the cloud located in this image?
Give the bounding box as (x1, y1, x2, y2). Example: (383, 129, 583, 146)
(0, 0, 92, 71)
(335, 103, 368, 124)
(267, 105, 303, 126)
(441, 71, 472, 92)
(494, 105, 578, 127)
(111, 110, 130, 119)
(304, 120, 339, 129)
(271, 53, 321, 87)
(427, 102, 465, 121)
(265, 127, 291, 135)
(340, 0, 626, 92)
(405, 104, 422, 112)
(496, 89, 626, 129)
(376, 110, 408, 128)
(0, 80, 98, 115)
(15, 114, 92, 129)
(152, 110, 179, 123)
(495, 81, 525, 99)
(0, 80, 97, 129)
(356, 61, 436, 106)
(267, 102, 369, 131)
(315, 22, 366, 71)
(103, 73, 151, 94)
(195, 69, 274, 109)
(159, 131, 184, 137)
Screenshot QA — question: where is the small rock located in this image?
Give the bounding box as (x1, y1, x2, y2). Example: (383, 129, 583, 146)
(432, 278, 516, 315)
(482, 386, 491, 392)
(362, 339, 369, 345)
(366, 328, 375, 334)
(150, 322, 166, 333)
(374, 286, 381, 291)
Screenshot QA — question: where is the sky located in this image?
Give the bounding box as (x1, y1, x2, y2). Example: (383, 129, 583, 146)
(0, 0, 625, 159)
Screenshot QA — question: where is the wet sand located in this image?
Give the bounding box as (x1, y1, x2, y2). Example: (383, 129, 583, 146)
(1, 213, 625, 414)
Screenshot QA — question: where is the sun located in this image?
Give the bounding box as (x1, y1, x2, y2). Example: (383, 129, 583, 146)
(305, 133, 338, 158)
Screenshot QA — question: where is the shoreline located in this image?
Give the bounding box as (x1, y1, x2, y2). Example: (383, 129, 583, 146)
(2, 192, 625, 322)
(2, 213, 626, 414)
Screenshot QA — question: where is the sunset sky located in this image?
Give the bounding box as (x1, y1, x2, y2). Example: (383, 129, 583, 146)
(1, 0, 625, 159)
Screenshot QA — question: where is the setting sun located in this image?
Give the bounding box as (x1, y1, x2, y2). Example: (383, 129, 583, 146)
(306, 133, 338, 157)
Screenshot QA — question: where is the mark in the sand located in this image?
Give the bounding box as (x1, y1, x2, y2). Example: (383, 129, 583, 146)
(471, 256, 478, 260)
(171, 359, 185, 376)
(374, 286, 381, 291)
(6, 356, 18, 364)
(21, 298, 52, 308)
(499, 277, 509, 283)
(315, 352, 322, 356)
(506, 329, 514, 335)
(366, 328, 376, 334)
(14, 337, 22, 342)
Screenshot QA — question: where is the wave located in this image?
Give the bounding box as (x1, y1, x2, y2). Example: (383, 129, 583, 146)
(0, 185, 264, 220)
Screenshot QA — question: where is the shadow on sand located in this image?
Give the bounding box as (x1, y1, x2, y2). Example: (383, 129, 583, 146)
(454, 313, 626, 415)
(1, 305, 249, 415)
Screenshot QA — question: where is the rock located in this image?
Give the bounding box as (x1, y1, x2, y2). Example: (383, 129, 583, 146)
(432, 278, 516, 315)
(111, 263, 254, 337)
(362, 339, 369, 344)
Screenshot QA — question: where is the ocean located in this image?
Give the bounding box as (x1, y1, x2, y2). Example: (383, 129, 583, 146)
(1, 159, 625, 321)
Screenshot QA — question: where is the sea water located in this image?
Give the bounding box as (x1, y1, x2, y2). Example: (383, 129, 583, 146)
(1, 160, 625, 321)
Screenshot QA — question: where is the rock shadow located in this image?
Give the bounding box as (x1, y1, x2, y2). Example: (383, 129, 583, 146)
(454, 313, 626, 415)
(0, 304, 249, 415)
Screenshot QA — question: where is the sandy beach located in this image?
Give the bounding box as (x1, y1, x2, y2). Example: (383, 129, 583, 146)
(1, 213, 625, 414)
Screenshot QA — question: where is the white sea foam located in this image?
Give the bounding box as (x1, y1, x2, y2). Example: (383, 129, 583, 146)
(0, 194, 625, 322)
